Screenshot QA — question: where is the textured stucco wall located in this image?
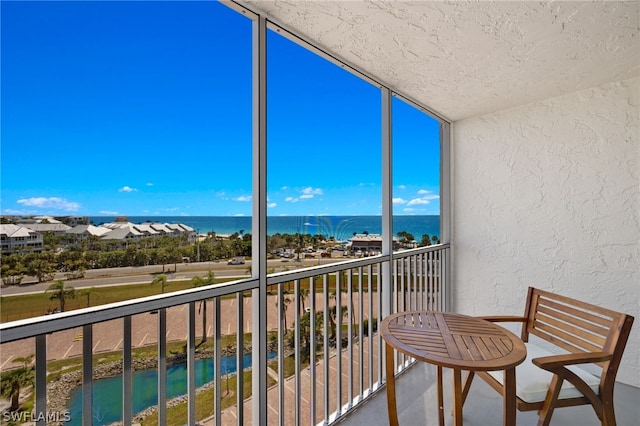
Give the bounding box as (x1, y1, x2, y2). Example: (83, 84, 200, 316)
(452, 77, 639, 387)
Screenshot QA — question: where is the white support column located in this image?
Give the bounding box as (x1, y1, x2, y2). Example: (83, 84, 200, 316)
(251, 13, 268, 426)
(381, 87, 393, 319)
(440, 121, 452, 311)
(381, 87, 393, 384)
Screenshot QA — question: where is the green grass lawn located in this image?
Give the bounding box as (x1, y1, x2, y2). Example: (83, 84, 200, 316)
(0, 278, 233, 322)
(1, 274, 379, 323)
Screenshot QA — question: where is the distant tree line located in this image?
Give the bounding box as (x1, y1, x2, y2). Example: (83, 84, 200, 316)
(1, 230, 439, 285)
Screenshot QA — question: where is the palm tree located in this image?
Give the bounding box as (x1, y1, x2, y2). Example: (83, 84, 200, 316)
(276, 295, 292, 330)
(297, 287, 309, 313)
(192, 270, 215, 344)
(152, 274, 168, 293)
(46, 280, 76, 312)
(78, 287, 97, 307)
(1, 356, 34, 411)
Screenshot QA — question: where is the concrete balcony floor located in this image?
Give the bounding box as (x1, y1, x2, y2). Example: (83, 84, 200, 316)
(339, 362, 639, 426)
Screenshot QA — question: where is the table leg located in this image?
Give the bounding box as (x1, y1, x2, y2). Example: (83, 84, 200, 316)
(452, 369, 463, 426)
(385, 343, 399, 426)
(437, 366, 444, 426)
(503, 367, 516, 426)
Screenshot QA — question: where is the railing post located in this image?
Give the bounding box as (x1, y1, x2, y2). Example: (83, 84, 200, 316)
(82, 324, 93, 425)
(35, 334, 46, 426)
(158, 309, 167, 425)
(188, 302, 196, 425)
(123, 316, 133, 425)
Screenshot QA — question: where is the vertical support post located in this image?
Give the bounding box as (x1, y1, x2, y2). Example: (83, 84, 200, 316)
(214, 297, 222, 426)
(381, 87, 393, 382)
(309, 276, 317, 423)
(236, 292, 244, 425)
(336, 272, 342, 416)
(277, 284, 285, 426)
(294, 279, 301, 426)
(381, 88, 393, 318)
(82, 324, 93, 425)
(158, 309, 167, 425)
(440, 121, 452, 311)
(123, 316, 132, 425)
(368, 265, 374, 390)
(188, 302, 196, 425)
(251, 12, 268, 426)
(323, 274, 330, 423)
(35, 334, 46, 426)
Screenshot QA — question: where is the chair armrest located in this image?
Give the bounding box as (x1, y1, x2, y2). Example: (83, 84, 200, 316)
(476, 315, 527, 323)
(532, 351, 612, 370)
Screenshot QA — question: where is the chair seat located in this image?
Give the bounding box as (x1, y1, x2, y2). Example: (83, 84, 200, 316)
(487, 343, 601, 403)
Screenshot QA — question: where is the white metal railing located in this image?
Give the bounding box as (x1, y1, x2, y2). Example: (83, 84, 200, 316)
(0, 244, 449, 425)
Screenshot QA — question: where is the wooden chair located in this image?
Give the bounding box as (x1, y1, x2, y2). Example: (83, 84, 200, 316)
(462, 287, 634, 426)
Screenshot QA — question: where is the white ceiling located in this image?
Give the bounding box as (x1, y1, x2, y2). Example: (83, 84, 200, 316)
(240, 1, 640, 121)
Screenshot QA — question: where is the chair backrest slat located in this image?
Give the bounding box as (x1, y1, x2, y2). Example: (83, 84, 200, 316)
(523, 287, 634, 377)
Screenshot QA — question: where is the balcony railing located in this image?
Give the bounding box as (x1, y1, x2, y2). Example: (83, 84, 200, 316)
(0, 244, 449, 425)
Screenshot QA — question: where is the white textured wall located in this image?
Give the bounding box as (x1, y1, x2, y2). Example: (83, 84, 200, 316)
(452, 77, 639, 387)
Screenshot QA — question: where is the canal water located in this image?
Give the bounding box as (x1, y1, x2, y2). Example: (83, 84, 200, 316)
(66, 352, 275, 425)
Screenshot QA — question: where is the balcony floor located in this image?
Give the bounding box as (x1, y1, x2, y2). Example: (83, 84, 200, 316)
(339, 362, 639, 426)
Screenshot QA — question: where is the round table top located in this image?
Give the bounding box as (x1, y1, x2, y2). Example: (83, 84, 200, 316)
(381, 311, 527, 371)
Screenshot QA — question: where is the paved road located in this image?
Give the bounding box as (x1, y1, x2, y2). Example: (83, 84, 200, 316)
(0, 258, 343, 296)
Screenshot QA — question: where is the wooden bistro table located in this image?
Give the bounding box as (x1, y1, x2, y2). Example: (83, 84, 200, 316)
(381, 311, 527, 426)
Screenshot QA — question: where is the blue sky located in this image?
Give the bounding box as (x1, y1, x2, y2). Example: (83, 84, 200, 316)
(1, 1, 440, 218)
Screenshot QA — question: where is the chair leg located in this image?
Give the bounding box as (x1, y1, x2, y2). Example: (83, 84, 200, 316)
(601, 387, 617, 426)
(537, 375, 563, 426)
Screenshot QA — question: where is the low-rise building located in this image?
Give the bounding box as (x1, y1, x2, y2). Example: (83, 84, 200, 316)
(0, 224, 44, 254)
(22, 222, 72, 236)
(349, 233, 399, 254)
(67, 224, 112, 241)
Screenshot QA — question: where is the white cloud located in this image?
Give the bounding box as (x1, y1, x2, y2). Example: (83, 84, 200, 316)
(301, 187, 323, 196)
(285, 197, 299, 203)
(407, 191, 440, 206)
(393, 197, 407, 204)
(300, 194, 314, 199)
(119, 186, 138, 193)
(234, 195, 252, 202)
(268, 202, 277, 208)
(146, 182, 154, 187)
(100, 210, 119, 215)
(407, 197, 430, 206)
(2, 209, 27, 215)
(17, 197, 80, 211)
(398, 185, 406, 190)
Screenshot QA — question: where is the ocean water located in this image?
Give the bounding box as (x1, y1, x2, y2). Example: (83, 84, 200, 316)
(91, 215, 440, 241)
